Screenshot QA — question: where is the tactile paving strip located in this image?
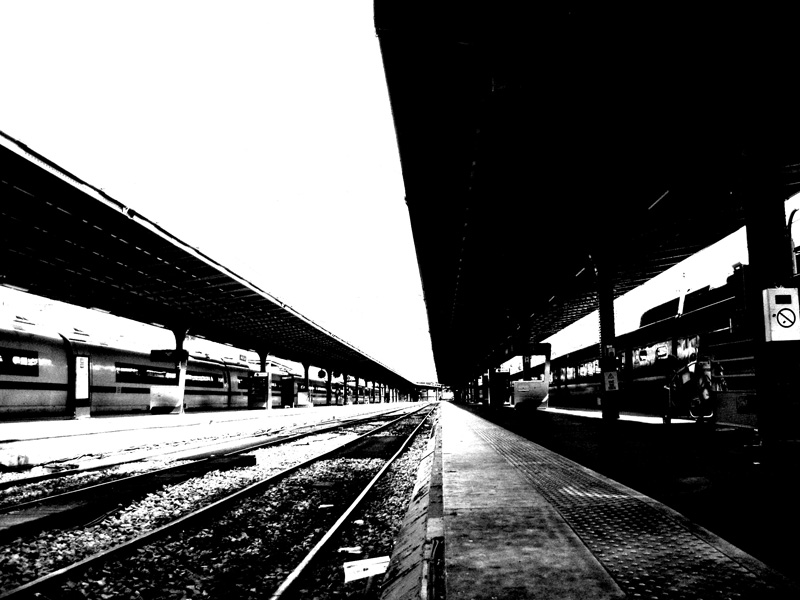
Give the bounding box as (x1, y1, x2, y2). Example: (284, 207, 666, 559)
(465, 415, 794, 599)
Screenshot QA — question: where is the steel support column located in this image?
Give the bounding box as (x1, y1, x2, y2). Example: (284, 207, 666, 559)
(171, 327, 189, 415)
(596, 257, 620, 421)
(302, 363, 310, 408)
(254, 351, 273, 411)
(741, 153, 800, 448)
(326, 369, 332, 405)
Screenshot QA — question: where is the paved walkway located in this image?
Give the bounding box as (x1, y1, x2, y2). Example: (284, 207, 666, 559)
(441, 402, 798, 599)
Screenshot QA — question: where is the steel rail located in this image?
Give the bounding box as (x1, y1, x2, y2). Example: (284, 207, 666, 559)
(0, 406, 416, 544)
(267, 405, 436, 599)
(0, 403, 432, 599)
(0, 405, 410, 491)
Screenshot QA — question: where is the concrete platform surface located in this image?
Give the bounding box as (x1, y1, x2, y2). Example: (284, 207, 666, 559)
(440, 402, 799, 600)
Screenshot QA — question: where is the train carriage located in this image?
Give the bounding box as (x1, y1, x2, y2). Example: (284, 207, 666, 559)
(183, 356, 252, 412)
(0, 315, 392, 418)
(69, 340, 182, 415)
(0, 322, 69, 416)
(531, 265, 752, 425)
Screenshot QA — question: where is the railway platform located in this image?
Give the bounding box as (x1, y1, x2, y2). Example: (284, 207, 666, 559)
(417, 402, 799, 599)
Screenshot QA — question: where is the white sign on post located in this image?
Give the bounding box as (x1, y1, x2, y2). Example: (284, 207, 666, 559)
(603, 371, 618, 392)
(75, 356, 90, 400)
(763, 288, 800, 342)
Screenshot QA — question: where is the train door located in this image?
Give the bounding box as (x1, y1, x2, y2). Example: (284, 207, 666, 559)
(61, 335, 92, 418)
(489, 371, 511, 408)
(224, 367, 232, 409)
(281, 376, 297, 408)
(73, 354, 91, 418)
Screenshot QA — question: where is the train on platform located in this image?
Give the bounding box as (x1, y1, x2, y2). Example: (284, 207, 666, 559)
(523, 263, 761, 427)
(0, 318, 378, 419)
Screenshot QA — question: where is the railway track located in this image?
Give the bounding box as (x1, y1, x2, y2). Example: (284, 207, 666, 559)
(0, 405, 413, 540)
(267, 406, 435, 599)
(0, 404, 435, 598)
(0, 405, 409, 491)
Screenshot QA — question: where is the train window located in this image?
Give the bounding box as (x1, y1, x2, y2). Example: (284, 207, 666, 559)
(676, 336, 699, 361)
(116, 362, 178, 385)
(237, 376, 250, 389)
(634, 346, 653, 369)
(146, 369, 177, 381)
(634, 343, 671, 369)
(185, 372, 225, 388)
(0, 348, 39, 376)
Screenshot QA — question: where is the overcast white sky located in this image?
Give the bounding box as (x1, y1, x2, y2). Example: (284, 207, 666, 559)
(0, 1, 439, 382)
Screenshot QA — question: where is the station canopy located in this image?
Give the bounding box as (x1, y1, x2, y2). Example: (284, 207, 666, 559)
(0, 132, 413, 390)
(374, 3, 800, 385)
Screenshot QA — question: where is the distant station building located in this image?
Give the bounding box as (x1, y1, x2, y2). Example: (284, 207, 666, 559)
(415, 382, 443, 402)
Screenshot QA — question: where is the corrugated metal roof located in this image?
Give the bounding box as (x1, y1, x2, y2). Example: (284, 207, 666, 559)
(0, 131, 414, 389)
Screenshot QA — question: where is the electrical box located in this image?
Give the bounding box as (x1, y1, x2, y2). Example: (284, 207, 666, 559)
(489, 371, 511, 407)
(763, 288, 800, 342)
(513, 380, 548, 406)
(281, 377, 298, 407)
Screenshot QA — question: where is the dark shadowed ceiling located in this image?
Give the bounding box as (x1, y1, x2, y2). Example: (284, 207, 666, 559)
(374, 3, 800, 384)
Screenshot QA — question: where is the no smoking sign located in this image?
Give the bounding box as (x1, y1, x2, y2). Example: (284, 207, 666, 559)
(777, 307, 796, 328)
(763, 288, 800, 341)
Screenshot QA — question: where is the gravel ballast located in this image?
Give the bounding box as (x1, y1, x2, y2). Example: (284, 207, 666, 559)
(0, 430, 363, 593)
(0, 407, 434, 598)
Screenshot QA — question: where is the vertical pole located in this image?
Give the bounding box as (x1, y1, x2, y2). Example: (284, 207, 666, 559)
(256, 352, 272, 411)
(541, 344, 551, 408)
(355, 376, 360, 404)
(266, 357, 272, 411)
(522, 354, 532, 380)
(741, 151, 799, 447)
(344, 373, 349, 405)
(595, 256, 619, 421)
(326, 369, 332, 405)
(172, 327, 189, 415)
(543, 353, 551, 386)
(303, 363, 310, 408)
